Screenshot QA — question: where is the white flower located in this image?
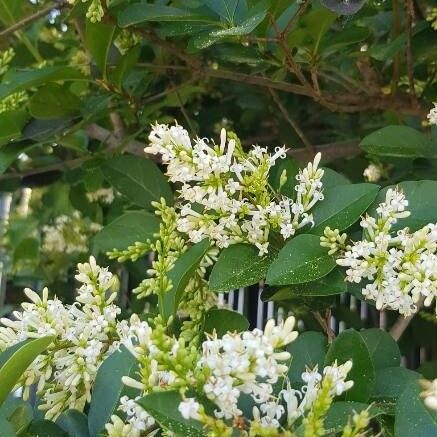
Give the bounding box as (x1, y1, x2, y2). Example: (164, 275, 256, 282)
(363, 163, 382, 182)
(178, 398, 201, 420)
(427, 103, 437, 126)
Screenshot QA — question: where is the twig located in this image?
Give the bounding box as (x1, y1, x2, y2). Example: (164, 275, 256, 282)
(268, 87, 313, 152)
(280, 0, 311, 39)
(109, 113, 125, 140)
(168, 78, 197, 136)
(405, 0, 417, 103)
(0, 1, 68, 39)
(389, 298, 424, 341)
(391, 0, 401, 95)
(313, 311, 335, 342)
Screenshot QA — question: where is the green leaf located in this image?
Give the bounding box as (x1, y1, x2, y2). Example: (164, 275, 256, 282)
(324, 329, 375, 403)
(0, 398, 33, 435)
(118, 3, 200, 27)
(268, 156, 300, 198)
(0, 336, 54, 406)
(372, 367, 420, 399)
(0, 66, 84, 100)
(161, 239, 210, 320)
(102, 155, 173, 210)
(22, 118, 73, 141)
(0, 142, 34, 175)
(85, 21, 116, 75)
(202, 0, 248, 22)
(29, 84, 80, 119)
(321, 167, 350, 188)
(27, 420, 68, 437)
(359, 125, 432, 158)
(136, 391, 203, 437)
(209, 243, 275, 292)
(360, 328, 401, 370)
(93, 210, 160, 253)
(57, 410, 90, 437)
(194, 10, 266, 48)
(265, 269, 346, 300)
(266, 234, 336, 286)
(88, 346, 138, 437)
(311, 183, 379, 235)
(287, 331, 327, 386)
(203, 308, 249, 337)
(0, 417, 15, 437)
(0, 110, 29, 144)
(395, 382, 437, 436)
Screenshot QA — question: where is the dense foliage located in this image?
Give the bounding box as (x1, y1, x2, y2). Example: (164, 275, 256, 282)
(0, 0, 437, 435)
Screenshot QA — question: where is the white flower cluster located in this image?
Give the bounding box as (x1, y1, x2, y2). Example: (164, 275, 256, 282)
(427, 102, 437, 126)
(279, 361, 353, 428)
(179, 359, 354, 431)
(86, 187, 115, 204)
(337, 188, 437, 316)
(198, 317, 298, 420)
(0, 257, 120, 419)
(363, 163, 382, 182)
(420, 378, 437, 411)
(145, 123, 324, 255)
(42, 211, 101, 255)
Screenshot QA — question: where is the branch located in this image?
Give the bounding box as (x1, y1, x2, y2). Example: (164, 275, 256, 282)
(405, 0, 417, 103)
(313, 311, 335, 342)
(268, 87, 314, 152)
(389, 298, 424, 341)
(0, 1, 68, 39)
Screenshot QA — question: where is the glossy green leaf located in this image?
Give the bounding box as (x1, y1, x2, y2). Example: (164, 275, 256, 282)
(93, 210, 159, 253)
(265, 269, 346, 300)
(102, 155, 173, 209)
(88, 346, 138, 437)
(209, 243, 275, 292)
(85, 21, 116, 75)
(29, 84, 80, 119)
(268, 156, 300, 198)
(287, 331, 327, 386)
(325, 329, 375, 403)
(161, 239, 210, 320)
(118, 3, 201, 27)
(136, 391, 203, 437)
(311, 183, 379, 234)
(0, 336, 54, 406)
(0, 110, 28, 144)
(0, 66, 84, 100)
(360, 125, 432, 158)
(321, 167, 350, 188)
(0, 142, 34, 175)
(0, 398, 33, 435)
(372, 367, 420, 399)
(203, 308, 249, 337)
(360, 328, 401, 370)
(266, 234, 336, 285)
(57, 410, 90, 437)
(395, 382, 437, 436)
(27, 420, 68, 436)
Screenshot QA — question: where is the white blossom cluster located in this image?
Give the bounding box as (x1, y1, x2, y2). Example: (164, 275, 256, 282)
(0, 257, 120, 419)
(198, 317, 298, 420)
(42, 210, 101, 255)
(363, 163, 382, 182)
(337, 188, 437, 316)
(179, 359, 354, 430)
(145, 123, 324, 255)
(427, 102, 437, 125)
(86, 187, 115, 204)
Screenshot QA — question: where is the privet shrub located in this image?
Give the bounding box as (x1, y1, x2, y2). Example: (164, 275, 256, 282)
(0, 0, 437, 436)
